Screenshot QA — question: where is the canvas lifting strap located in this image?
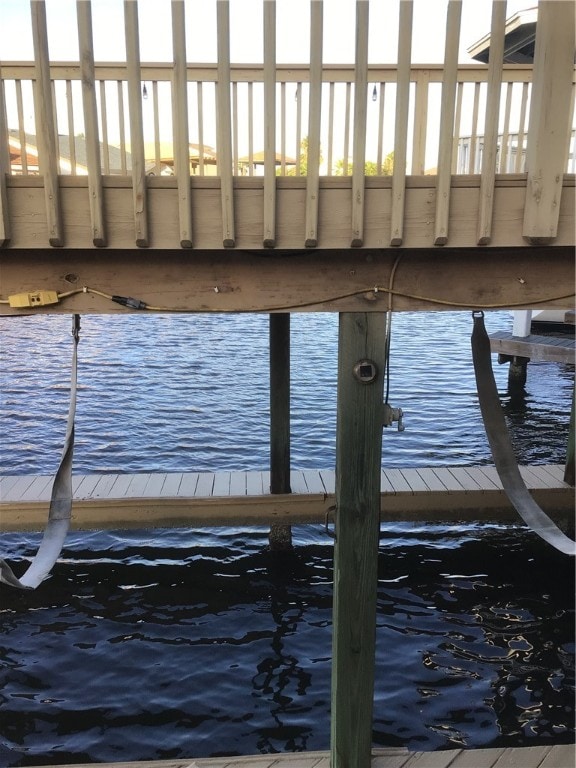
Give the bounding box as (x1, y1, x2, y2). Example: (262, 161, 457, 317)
(471, 311, 575, 556)
(0, 315, 81, 589)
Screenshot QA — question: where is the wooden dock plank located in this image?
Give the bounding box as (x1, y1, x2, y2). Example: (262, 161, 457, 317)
(161, 473, 183, 496)
(448, 748, 506, 767)
(445, 466, 484, 491)
(229, 471, 247, 496)
(17, 475, 53, 501)
(126, 473, 153, 497)
(90, 474, 121, 498)
(522, 464, 566, 489)
(430, 467, 467, 492)
(1, 475, 36, 501)
(384, 468, 413, 494)
(246, 471, 264, 495)
(142, 473, 167, 497)
(212, 472, 231, 496)
(416, 467, 450, 492)
(491, 745, 552, 767)
(195, 472, 215, 497)
(290, 470, 309, 494)
(303, 470, 327, 495)
(319, 469, 336, 494)
(380, 470, 395, 494)
(178, 473, 199, 496)
(109, 474, 136, 498)
(469, 466, 502, 490)
(0, 475, 21, 497)
(399, 468, 429, 493)
(73, 474, 103, 499)
(539, 744, 576, 767)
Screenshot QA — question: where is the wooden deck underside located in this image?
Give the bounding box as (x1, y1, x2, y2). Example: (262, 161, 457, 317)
(26, 744, 576, 768)
(1, 465, 572, 532)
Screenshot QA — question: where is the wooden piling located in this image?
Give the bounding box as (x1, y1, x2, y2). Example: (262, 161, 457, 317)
(331, 312, 387, 768)
(269, 313, 292, 550)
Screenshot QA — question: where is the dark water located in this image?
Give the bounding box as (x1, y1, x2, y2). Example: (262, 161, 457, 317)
(0, 312, 574, 765)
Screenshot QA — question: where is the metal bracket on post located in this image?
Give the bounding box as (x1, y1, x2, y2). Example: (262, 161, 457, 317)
(382, 402, 405, 432)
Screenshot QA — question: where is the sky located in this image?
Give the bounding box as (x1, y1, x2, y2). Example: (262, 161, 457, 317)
(0, 0, 534, 65)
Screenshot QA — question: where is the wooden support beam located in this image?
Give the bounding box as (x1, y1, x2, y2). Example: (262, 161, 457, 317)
(304, 0, 323, 248)
(331, 312, 387, 768)
(523, 1, 575, 244)
(350, 0, 369, 248)
(171, 0, 193, 248)
(477, 0, 506, 245)
(434, 0, 462, 245)
(30, 0, 63, 247)
(124, 0, 149, 247)
(390, 0, 413, 246)
(269, 313, 292, 550)
(77, 0, 106, 247)
(216, 0, 235, 247)
(263, 0, 276, 248)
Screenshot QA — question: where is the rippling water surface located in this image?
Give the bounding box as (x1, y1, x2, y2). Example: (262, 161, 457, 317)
(0, 311, 574, 765)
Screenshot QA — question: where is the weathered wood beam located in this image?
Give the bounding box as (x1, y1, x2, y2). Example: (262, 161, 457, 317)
(0, 74, 10, 246)
(331, 313, 387, 768)
(2, 176, 574, 251)
(523, 1, 575, 244)
(0, 247, 573, 315)
(304, 0, 323, 248)
(263, 0, 276, 248)
(350, 1, 369, 248)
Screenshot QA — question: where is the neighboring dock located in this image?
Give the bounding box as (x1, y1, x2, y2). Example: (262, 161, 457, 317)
(23, 744, 576, 768)
(489, 331, 575, 365)
(0, 464, 572, 532)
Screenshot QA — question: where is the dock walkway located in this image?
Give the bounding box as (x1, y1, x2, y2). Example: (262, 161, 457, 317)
(24, 744, 576, 768)
(1, 465, 572, 532)
(489, 332, 575, 364)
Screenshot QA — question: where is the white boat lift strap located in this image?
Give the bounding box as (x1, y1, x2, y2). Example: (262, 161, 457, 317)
(0, 315, 80, 589)
(471, 311, 575, 556)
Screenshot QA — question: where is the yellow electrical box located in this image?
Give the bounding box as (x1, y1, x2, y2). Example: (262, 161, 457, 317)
(8, 291, 60, 308)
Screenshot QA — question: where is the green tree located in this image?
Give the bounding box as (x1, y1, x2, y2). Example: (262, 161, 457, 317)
(334, 151, 394, 176)
(280, 136, 323, 176)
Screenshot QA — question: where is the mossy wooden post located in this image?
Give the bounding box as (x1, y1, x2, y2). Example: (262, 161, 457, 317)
(269, 313, 292, 550)
(331, 312, 387, 768)
(564, 384, 575, 486)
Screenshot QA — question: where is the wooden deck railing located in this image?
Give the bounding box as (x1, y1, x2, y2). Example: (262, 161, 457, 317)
(3, 61, 575, 179)
(0, 0, 574, 250)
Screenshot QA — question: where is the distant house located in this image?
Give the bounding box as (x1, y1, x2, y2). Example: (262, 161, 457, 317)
(8, 130, 137, 176)
(142, 141, 218, 176)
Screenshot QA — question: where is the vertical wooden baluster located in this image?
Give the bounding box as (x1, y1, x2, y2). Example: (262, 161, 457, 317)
(350, 0, 369, 247)
(515, 82, 529, 172)
(248, 81, 253, 175)
(77, 0, 106, 247)
(99, 81, 110, 174)
(499, 81, 513, 173)
(523, 1, 575, 242)
(30, 0, 63, 246)
(280, 82, 286, 175)
(263, 0, 276, 247)
(152, 80, 160, 175)
(327, 81, 334, 174)
(66, 80, 77, 174)
(376, 83, 385, 173)
(124, 0, 149, 246)
(411, 69, 429, 174)
(434, 0, 462, 246)
(0, 76, 10, 245)
(197, 82, 204, 175)
(232, 81, 238, 175)
(295, 82, 302, 174)
(117, 80, 127, 174)
(390, 0, 413, 246)
(343, 82, 350, 175)
(15, 82, 28, 174)
(172, 0, 193, 248)
(452, 81, 463, 173)
(477, 0, 506, 245)
(216, 0, 235, 247)
(305, 0, 323, 248)
(469, 82, 480, 173)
